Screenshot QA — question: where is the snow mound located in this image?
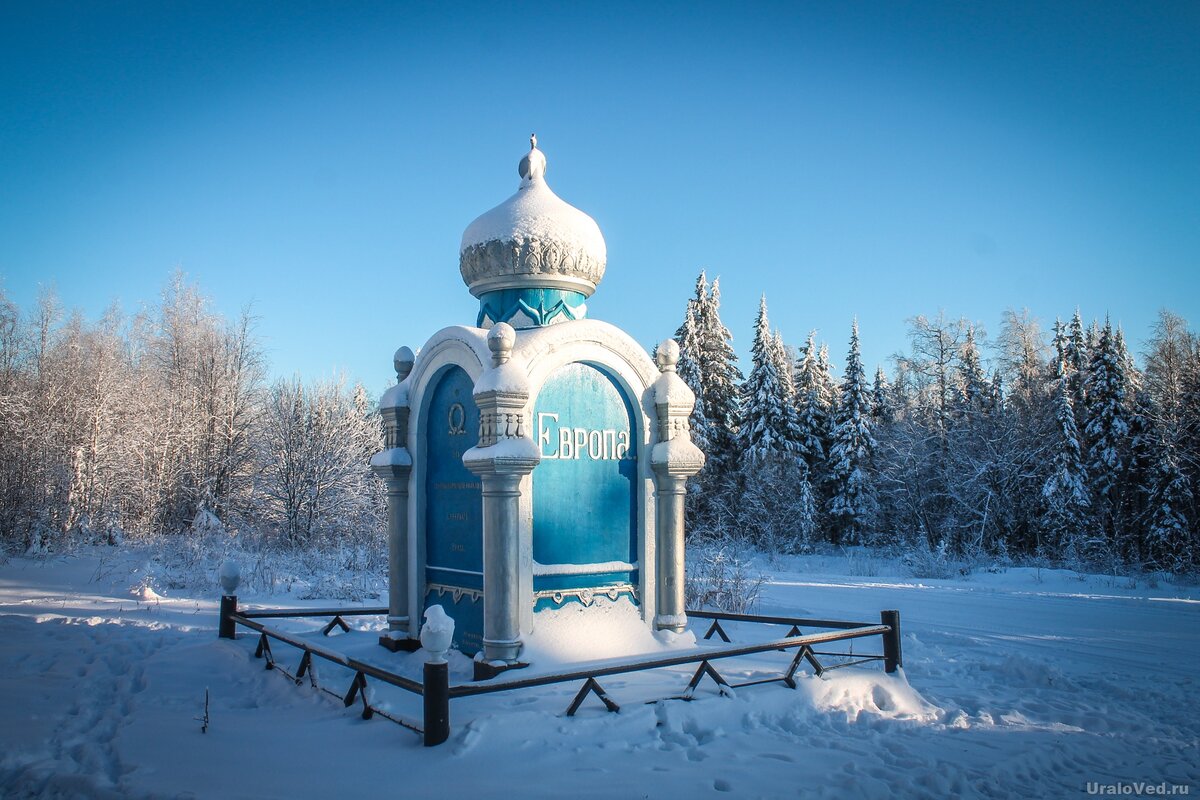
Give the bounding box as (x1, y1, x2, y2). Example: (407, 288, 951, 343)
(803, 669, 941, 724)
(522, 597, 695, 667)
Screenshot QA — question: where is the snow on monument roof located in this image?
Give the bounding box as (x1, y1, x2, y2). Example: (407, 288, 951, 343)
(459, 135, 607, 298)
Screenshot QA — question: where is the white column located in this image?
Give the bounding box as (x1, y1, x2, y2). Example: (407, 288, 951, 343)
(371, 347, 417, 648)
(649, 340, 705, 633)
(382, 470, 412, 632)
(462, 323, 539, 664)
(473, 466, 533, 662)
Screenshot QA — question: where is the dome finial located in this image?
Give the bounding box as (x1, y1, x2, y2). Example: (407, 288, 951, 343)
(518, 134, 547, 183)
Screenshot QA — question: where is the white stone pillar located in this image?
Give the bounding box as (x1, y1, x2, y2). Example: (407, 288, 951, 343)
(471, 464, 531, 662)
(372, 347, 419, 651)
(649, 340, 705, 633)
(463, 324, 539, 665)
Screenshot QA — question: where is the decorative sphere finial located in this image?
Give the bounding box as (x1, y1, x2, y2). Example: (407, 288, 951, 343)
(218, 559, 241, 594)
(656, 339, 680, 372)
(487, 322, 516, 366)
(393, 346, 415, 382)
(530, 133, 537, 149)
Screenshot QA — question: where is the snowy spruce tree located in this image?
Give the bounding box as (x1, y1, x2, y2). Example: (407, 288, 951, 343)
(1084, 319, 1132, 551)
(872, 366, 894, 424)
(693, 276, 743, 471)
(733, 299, 817, 552)
(1040, 352, 1090, 557)
(1066, 310, 1088, 406)
(1145, 452, 1194, 572)
(737, 297, 790, 463)
(826, 319, 877, 545)
(673, 285, 713, 454)
(792, 332, 830, 472)
(957, 326, 990, 415)
(772, 330, 805, 451)
(673, 272, 742, 530)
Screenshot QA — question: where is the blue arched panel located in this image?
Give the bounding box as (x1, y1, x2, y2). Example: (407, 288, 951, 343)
(532, 362, 639, 598)
(422, 365, 483, 654)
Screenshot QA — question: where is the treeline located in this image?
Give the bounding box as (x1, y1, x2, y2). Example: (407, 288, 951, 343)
(0, 274, 383, 552)
(676, 274, 1200, 573)
(4, 270, 1197, 574)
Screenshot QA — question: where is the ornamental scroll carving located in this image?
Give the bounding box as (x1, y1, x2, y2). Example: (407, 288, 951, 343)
(460, 236, 606, 290)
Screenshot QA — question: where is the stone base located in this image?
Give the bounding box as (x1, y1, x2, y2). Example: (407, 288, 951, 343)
(473, 659, 529, 681)
(378, 634, 422, 653)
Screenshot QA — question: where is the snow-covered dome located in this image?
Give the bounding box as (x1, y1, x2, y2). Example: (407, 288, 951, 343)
(460, 135, 607, 299)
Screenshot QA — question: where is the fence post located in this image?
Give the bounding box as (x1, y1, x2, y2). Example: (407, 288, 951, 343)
(423, 661, 450, 746)
(881, 609, 902, 673)
(219, 595, 238, 640)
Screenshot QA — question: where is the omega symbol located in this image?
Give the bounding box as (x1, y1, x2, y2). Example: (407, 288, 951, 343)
(447, 402, 466, 435)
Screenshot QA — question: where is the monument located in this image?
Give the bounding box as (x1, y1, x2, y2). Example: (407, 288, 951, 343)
(371, 136, 704, 678)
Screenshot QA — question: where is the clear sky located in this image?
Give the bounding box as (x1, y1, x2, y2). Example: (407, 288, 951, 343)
(2, 1, 1197, 396)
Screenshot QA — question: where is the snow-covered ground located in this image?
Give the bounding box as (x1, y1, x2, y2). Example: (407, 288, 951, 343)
(1, 547, 1197, 799)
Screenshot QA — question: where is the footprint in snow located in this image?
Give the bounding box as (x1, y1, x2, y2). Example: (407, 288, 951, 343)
(713, 778, 732, 792)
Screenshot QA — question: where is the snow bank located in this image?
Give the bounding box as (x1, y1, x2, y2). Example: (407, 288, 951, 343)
(522, 597, 695, 666)
(2, 547, 1197, 799)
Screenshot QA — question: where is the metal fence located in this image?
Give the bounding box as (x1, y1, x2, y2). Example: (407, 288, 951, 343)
(221, 600, 902, 746)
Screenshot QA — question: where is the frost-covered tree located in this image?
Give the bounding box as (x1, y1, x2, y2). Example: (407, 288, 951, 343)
(957, 326, 989, 415)
(1084, 319, 1132, 545)
(737, 297, 789, 463)
(693, 276, 742, 470)
(772, 330, 805, 452)
(826, 319, 876, 544)
(996, 309, 1049, 416)
(900, 312, 976, 443)
(673, 285, 712, 454)
(1144, 310, 1195, 437)
(1115, 326, 1142, 396)
(1179, 345, 1200, 524)
(1067, 310, 1089, 429)
(1145, 452, 1194, 572)
(792, 332, 829, 471)
(1041, 353, 1090, 555)
(872, 366, 894, 424)
(257, 377, 381, 543)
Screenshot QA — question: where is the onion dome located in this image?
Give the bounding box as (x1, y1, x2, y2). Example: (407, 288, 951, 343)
(459, 135, 606, 329)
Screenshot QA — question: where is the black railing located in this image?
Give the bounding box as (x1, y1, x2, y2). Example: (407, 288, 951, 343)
(221, 601, 903, 747)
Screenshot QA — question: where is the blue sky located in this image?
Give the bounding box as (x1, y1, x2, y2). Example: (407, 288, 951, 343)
(2, 1, 1197, 395)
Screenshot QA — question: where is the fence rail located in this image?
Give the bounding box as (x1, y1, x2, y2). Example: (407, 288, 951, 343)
(221, 600, 902, 747)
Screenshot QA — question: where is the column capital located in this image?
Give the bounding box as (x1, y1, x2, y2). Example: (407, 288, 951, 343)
(370, 450, 413, 483)
(650, 339, 705, 480)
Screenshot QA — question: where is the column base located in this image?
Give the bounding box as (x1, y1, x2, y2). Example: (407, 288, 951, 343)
(473, 659, 529, 681)
(378, 634, 422, 653)
(482, 635, 523, 663)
